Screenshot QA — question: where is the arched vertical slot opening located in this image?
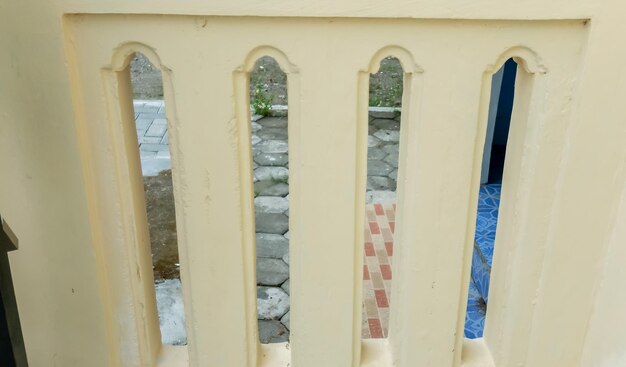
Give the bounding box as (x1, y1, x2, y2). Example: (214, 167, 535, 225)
(125, 51, 186, 346)
(249, 56, 291, 344)
(362, 56, 403, 339)
(464, 58, 518, 339)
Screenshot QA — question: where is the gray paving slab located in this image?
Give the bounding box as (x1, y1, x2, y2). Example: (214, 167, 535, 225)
(136, 105, 160, 113)
(368, 147, 388, 160)
(259, 140, 288, 154)
(384, 152, 399, 168)
(258, 117, 288, 128)
(254, 153, 288, 166)
(367, 176, 396, 191)
(255, 213, 289, 234)
(256, 233, 289, 259)
(257, 258, 289, 286)
(257, 286, 290, 319)
(368, 135, 381, 148)
(280, 312, 290, 330)
(155, 279, 187, 346)
(136, 118, 154, 130)
(140, 143, 169, 153)
(254, 167, 289, 182)
(254, 181, 289, 197)
(139, 136, 162, 144)
(146, 124, 167, 138)
(374, 129, 400, 142)
(140, 151, 157, 158)
(137, 112, 162, 120)
(369, 110, 398, 119)
(258, 320, 289, 344)
(382, 144, 399, 156)
(254, 196, 289, 214)
(368, 160, 394, 176)
(251, 122, 262, 132)
(156, 150, 171, 159)
(257, 128, 288, 140)
(372, 118, 400, 130)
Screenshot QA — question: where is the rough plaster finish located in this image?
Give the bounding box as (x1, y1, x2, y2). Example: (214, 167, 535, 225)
(1, 2, 626, 367)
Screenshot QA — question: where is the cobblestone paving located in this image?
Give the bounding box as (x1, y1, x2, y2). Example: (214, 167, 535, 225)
(134, 101, 172, 175)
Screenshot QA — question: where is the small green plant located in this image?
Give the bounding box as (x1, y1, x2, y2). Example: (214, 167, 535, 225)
(252, 84, 273, 116)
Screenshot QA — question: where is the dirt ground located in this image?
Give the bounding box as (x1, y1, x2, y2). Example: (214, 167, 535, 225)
(130, 53, 403, 107)
(130, 54, 165, 99)
(143, 170, 179, 281)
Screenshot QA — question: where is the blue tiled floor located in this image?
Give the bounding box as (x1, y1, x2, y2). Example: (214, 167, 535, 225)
(475, 184, 501, 266)
(465, 279, 486, 338)
(465, 183, 501, 339)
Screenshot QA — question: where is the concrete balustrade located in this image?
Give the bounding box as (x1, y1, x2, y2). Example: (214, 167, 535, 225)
(2, 4, 626, 367)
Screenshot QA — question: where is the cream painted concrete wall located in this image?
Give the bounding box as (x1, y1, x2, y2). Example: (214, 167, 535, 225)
(578, 2, 626, 366)
(1, 1, 626, 367)
(0, 1, 110, 366)
(581, 175, 626, 367)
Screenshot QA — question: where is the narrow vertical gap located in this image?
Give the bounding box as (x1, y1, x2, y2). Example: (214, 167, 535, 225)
(0, 289, 13, 366)
(362, 56, 403, 339)
(128, 52, 186, 346)
(249, 56, 291, 344)
(0, 220, 21, 367)
(465, 58, 517, 339)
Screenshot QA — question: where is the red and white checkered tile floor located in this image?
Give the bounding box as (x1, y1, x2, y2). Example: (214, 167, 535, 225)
(362, 203, 396, 338)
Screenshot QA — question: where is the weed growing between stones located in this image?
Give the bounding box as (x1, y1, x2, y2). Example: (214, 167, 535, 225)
(252, 83, 273, 116)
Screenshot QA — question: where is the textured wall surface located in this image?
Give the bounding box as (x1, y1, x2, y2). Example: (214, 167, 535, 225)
(1, 1, 626, 367)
